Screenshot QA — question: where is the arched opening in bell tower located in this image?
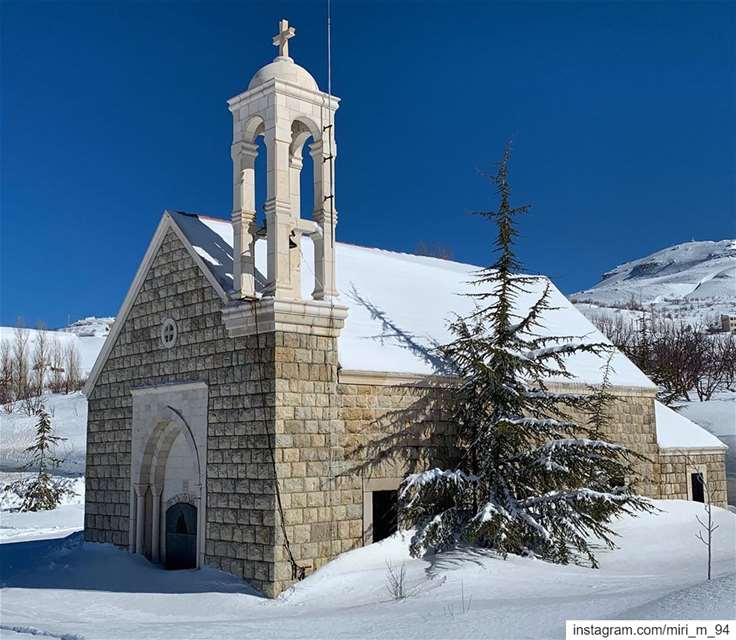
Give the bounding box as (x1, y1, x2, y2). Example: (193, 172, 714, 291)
(289, 116, 326, 298)
(241, 114, 267, 228)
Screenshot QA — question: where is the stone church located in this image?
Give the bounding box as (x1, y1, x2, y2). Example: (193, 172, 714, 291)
(84, 20, 728, 597)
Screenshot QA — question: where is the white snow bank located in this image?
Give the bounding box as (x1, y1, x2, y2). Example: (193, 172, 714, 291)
(172, 211, 654, 389)
(1, 500, 734, 639)
(0, 503, 84, 543)
(617, 573, 736, 619)
(656, 401, 727, 450)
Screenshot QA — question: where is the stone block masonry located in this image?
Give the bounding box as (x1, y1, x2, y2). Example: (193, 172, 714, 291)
(269, 358, 457, 594)
(86, 229, 280, 595)
(657, 450, 728, 506)
(545, 382, 661, 498)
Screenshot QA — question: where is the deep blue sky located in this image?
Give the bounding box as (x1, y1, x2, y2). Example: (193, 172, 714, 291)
(2, 1, 734, 328)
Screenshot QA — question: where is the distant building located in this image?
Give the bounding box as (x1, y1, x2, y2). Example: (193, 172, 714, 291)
(721, 314, 736, 333)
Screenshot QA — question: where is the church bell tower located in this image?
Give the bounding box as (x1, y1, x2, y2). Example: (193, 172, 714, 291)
(227, 19, 342, 308)
(219, 21, 349, 595)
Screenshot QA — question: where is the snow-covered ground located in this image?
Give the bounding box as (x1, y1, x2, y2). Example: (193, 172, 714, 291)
(0, 393, 87, 474)
(0, 503, 84, 545)
(571, 239, 736, 327)
(0, 500, 734, 639)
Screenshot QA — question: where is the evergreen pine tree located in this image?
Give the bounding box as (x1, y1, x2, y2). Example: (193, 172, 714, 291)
(399, 145, 652, 566)
(18, 405, 70, 511)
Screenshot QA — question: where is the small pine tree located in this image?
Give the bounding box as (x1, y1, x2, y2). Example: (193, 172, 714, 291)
(17, 406, 70, 511)
(399, 145, 653, 567)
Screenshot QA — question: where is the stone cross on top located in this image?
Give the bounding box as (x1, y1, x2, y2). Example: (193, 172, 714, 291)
(273, 19, 296, 59)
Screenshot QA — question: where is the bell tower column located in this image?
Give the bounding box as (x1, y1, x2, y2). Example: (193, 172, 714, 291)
(310, 135, 338, 301)
(231, 141, 259, 298)
(289, 152, 304, 298)
(263, 118, 295, 299)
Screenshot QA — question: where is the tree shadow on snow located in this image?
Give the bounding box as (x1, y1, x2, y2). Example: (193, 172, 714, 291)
(423, 545, 500, 579)
(337, 286, 460, 484)
(0, 532, 262, 595)
(345, 284, 454, 375)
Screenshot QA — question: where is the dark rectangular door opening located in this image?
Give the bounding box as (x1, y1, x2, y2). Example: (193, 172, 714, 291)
(691, 473, 705, 503)
(372, 490, 398, 543)
(166, 502, 197, 570)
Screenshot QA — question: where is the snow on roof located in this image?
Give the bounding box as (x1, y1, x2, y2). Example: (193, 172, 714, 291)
(169, 211, 655, 388)
(655, 401, 727, 450)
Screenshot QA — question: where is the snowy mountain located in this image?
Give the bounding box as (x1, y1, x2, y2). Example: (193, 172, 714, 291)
(59, 316, 114, 338)
(571, 239, 736, 326)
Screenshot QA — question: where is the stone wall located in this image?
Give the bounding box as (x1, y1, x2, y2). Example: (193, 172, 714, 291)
(268, 368, 456, 594)
(545, 383, 660, 498)
(269, 330, 347, 593)
(657, 450, 728, 506)
(86, 228, 454, 597)
(85, 229, 279, 595)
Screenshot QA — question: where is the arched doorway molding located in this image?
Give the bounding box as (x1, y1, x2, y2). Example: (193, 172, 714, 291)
(130, 382, 208, 568)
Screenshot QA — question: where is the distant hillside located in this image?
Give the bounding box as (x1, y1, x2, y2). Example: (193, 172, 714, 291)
(0, 317, 112, 377)
(571, 239, 736, 327)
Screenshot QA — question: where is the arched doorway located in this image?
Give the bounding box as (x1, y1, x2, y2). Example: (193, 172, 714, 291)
(165, 502, 197, 570)
(130, 384, 208, 569)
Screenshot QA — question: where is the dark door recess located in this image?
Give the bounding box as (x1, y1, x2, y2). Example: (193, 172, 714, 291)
(372, 490, 398, 543)
(165, 502, 197, 569)
(691, 473, 705, 503)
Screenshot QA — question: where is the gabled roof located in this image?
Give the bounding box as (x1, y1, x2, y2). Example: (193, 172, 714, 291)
(83, 212, 229, 396)
(168, 211, 655, 389)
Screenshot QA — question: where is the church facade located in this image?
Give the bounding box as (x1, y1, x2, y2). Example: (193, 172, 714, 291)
(84, 21, 728, 597)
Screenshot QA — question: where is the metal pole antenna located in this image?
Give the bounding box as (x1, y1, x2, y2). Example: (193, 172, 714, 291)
(325, 0, 339, 563)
